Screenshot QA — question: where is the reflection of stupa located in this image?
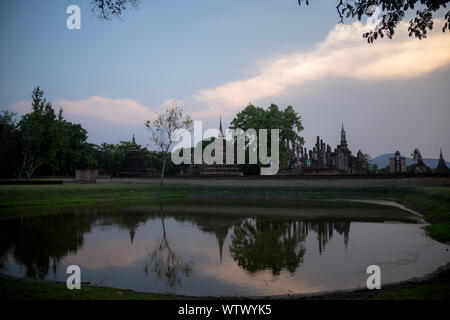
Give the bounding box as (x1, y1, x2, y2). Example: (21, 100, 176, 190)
(193, 216, 232, 264)
(118, 211, 150, 245)
(118, 134, 146, 177)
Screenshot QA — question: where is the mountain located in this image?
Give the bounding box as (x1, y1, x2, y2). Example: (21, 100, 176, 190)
(369, 153, 450, 169)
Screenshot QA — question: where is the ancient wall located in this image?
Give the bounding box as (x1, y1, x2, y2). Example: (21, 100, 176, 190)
(75, 169, 98, 183)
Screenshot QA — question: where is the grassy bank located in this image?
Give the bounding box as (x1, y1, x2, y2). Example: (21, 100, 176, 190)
(0, 276, 186, 300)
(1, 183, 449, 241)
(1, 272, 448, 300)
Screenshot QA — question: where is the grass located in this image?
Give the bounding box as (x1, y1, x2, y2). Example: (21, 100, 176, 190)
(1, 274, 448, 300)
(0, 276, 186, 300)
(369, 283, 450, 300)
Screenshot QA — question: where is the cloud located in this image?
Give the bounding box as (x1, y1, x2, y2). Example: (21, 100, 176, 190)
(11, 96, 159, 126)
(10, 97, 190, 126)
(193, 19, 450, 118)
(55, 96, 157, 125)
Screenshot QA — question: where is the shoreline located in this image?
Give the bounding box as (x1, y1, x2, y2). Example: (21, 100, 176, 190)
(1, 262, 449, 300)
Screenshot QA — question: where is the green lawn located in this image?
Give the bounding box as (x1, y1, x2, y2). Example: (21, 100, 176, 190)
(1, 275, 448, 300)
(0, 276, 186, 300)
(369, 283, 450, 300)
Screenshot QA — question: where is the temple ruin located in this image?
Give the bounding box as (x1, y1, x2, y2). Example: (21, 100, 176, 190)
(291, 124, 367, 175)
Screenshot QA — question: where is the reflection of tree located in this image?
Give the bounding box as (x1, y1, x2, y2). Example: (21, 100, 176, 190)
(0, 214, 94, 279)
(305, 221, 351, 254)
(229, 219, 306, 275)
(144, 209, 192, 290)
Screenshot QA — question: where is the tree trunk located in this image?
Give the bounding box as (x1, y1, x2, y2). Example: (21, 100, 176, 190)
(160, 155, 167, 185)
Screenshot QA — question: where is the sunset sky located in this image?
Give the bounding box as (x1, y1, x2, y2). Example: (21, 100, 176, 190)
(1, 0, 449, 159)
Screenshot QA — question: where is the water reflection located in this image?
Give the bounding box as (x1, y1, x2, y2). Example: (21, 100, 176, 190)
(143, 209, 192, 290)
(230, 220, 306, 275)
(0, 204, 447, 296)
(0, 214, 92, 278)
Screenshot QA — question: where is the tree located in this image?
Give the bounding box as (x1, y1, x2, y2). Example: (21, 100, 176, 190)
(145, 104, 192, 185)
(0, 111, 21, 178)
(298, 0, 450, 43)
(5, 87, 95, 178)
(17, 87, 59, 178)
(411, 148, 421, 160)
(90, 0, 140, 19)
(230, 103, 304, 169)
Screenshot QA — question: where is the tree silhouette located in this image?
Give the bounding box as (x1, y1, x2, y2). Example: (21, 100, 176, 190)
(90, 0, 140, 20)
(298, 0, 450, 43)
(145, 103, 192, 185)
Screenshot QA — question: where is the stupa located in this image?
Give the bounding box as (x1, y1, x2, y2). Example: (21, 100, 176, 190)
(435, 149, 450, 174)
(187, 117, 241, 176)
(118, 135, 146, 177)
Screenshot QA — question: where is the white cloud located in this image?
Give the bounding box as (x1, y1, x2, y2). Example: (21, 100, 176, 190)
(193, 19, 450, 118)
(11, 96, 158, 126)
(56, 96, 157, 125)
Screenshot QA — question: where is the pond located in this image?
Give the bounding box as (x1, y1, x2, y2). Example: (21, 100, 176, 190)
(0, 203, 449, 296)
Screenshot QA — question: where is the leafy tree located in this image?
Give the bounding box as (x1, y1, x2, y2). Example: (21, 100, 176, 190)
(1, 87, 95, 178)
(145, 104, 192, 185)
(411, 148, 421, 160)
(230, 103, 304, 169)
(17, 87, 59, 178)
(298, 0, 450, 43)
(91, 141, 187, 177)
(378, 164, 390, 174)
(0, 111, 21, 178)
(367, 163, 378, 174)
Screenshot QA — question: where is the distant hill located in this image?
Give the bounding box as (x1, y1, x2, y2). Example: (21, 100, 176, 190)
(369, 153, 450, 169)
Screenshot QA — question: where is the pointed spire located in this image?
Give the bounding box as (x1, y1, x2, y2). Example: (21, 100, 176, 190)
(219, 115, 224, 138)
(131, 134, 136, 146)
(436, 148, 449, 173)
(340, 122, 348, 149)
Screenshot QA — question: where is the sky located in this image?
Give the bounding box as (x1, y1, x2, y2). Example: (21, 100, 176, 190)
(0, 0, 449, 159)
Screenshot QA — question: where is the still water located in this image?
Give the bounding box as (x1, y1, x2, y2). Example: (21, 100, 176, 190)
(0, 204, 448, 296)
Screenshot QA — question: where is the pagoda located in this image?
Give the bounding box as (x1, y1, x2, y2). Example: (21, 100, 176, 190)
(435, 149, 450, 174)
(118, 135, 146, 177)
(199, 117, 241, 176)
(187, 117, 241, 176)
